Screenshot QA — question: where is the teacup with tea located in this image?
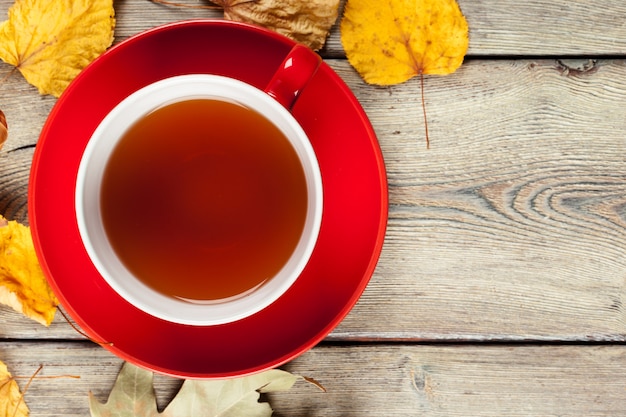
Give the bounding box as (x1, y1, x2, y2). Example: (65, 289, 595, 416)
(75, 45, 323, 325)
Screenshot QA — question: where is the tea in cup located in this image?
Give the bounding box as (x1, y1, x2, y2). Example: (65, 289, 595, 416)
(75, 45, 323, 325)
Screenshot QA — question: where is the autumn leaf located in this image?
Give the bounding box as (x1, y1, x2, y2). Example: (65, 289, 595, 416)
(151, 0, 339, 51)
(0, 0, 115, 97)
(89, 362, 318, 417)
(0, 110, 6, 151)
(341, 0, 468, 148)
(216, 0, 339, 51)
(341, 0, 468, 84)
(0, 215, 58, 326)
(0, 360, 28, 417)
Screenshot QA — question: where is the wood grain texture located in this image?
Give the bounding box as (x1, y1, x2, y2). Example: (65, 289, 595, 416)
(117, 0, 626, 57)
(326, 58, 626, 341)
(1, 59, 625, 342)
(459, 0, 626, 56)
(0, 147, 31, 221)
(327, 0, 626, 57)
(114, 0, 626, 57)
(280, 344, 626, 416)
(0, 342, 625, 417)
(1, 0, 625, 60)
(1, 1, 626, 415)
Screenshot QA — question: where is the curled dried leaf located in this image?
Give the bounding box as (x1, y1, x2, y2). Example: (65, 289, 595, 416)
(0, 110, 6, 151)
(0, 215, 58, 326)
(214, 0, 340, 51)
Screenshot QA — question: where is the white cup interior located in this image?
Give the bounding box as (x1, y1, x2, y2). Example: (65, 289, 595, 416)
(75, 75, 323, 326)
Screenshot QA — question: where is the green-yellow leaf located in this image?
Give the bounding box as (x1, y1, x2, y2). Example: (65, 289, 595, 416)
(89, 362, 312, 417)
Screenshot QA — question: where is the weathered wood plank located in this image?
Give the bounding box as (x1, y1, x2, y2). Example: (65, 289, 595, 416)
(1, 341, 625, 416)
(1, 59, 625, 341)
(0, 147, 30, 221)
(0, 2, 624, 416)
(113, 0, 626, 57)
(330, 58, 626, 341)
(280, 344, 626, 416)
(2, 0, 626, 60)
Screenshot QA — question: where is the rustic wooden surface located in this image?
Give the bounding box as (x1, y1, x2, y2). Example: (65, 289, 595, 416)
(1, 0, 626, 415)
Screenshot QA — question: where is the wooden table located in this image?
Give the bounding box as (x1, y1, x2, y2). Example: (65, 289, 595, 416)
(2, 0, 626, 415)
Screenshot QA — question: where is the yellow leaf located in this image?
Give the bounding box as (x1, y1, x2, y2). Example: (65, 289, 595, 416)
(0, 0, 115, 97)
(0, 360, 28, 417)
(340, 0, 469, 85)
(0, 216, 58, 326)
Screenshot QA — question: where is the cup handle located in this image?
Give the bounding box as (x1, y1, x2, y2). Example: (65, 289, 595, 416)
(265, 44, 322, 110)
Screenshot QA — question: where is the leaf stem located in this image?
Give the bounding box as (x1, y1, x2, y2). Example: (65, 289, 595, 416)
(58, 307, 113, 347)
(13, 374, 81, 380)
(0, 67, 19, 87)
(420, 71, 430, 149)
(303, 376, 327, 392)
(12, 365, 42, 417)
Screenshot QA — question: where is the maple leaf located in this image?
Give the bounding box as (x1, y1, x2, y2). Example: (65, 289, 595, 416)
(89, 362, 157, 417)
(340, 0, 469, 85)
(0, 110, 6, 151)
(89, 362, 312, 417)
(0, 360, 29, 417)
(0, 0, 115, 97)
(0, 215, 58, 326)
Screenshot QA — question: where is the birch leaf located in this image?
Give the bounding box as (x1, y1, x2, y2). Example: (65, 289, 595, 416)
(0, 0, 115, 97)
(341, 0, 469, 148)
(0, 215, 58, 326)
(0, 360, 29, 417)
(340, 0, 469, 85)
(89, 362, 313, 417)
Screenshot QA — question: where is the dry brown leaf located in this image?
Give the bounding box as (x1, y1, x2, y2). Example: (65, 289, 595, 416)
(213, 0, 340, 51)
(0, 0, 115, 97)
(0, 110, 6, 151)
(0, 215, 58, 325)
(150, 0, 339, 50)
(0, 360, 28, 417)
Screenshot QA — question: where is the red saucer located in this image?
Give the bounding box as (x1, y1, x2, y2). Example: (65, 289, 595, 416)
(29, 20, 388, 379)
